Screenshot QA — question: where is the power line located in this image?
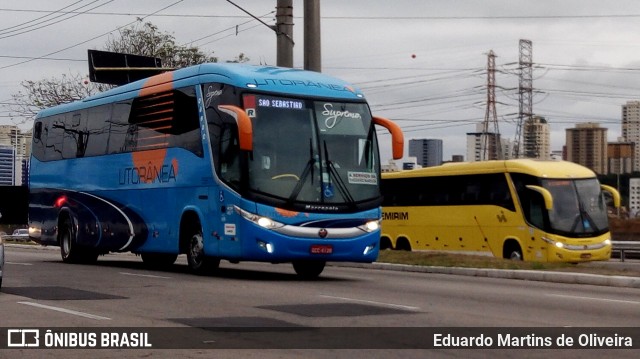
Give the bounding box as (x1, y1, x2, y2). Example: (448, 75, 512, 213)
(4, 8, 640, 20)
(0, 0, 185, 71)
(0, 0, 84, 34)
(0, 1, 115, 40)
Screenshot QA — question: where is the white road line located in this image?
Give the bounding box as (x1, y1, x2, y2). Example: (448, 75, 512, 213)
(547, 294, 640, 305)
(319, 295, 420, 311)
(120, 272, 171, 279)
(18, 302, 111, 320)
(6, 262, 33, 265)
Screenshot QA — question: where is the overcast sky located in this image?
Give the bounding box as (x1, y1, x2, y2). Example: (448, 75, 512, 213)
(1, 0, 640, 162)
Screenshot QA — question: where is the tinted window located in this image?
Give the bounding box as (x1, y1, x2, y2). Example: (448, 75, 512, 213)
(33, 86, 203, 161)
(382, 173, 515, 211)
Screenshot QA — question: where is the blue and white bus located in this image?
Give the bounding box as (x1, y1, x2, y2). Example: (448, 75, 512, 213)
(28, 63, 403, 278)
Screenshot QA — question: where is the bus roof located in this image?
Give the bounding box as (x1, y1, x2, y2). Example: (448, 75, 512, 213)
(383, 159, 597, 180)
(37, 63, 365, 118)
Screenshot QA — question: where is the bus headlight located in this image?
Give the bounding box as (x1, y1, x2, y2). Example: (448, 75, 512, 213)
(555, 241, 564, 249)
(235, 206, 284, 230)
(603, 238, 612, 246)
(358, 220, 380, 233)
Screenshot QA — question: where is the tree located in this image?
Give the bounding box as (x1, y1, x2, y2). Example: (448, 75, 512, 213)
(11, 20, 246, 120)
(103, 20, 218, 68)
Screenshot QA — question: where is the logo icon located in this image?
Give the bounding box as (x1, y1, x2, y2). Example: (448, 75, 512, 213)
(7, 329, 40, 347)
(318, 228, 328, 238)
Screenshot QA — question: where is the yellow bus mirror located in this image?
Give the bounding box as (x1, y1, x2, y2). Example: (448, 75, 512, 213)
(218, 105, 253, 151)
(526, 185, 554, 210)
(600, 184, 621, 208)
(372, 116, 404, 160)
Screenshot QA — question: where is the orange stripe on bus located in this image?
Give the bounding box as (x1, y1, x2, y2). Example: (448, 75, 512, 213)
(139, 71, 174, 97)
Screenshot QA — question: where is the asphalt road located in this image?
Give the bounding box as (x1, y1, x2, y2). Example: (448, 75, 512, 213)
(0, 245, 639, 358)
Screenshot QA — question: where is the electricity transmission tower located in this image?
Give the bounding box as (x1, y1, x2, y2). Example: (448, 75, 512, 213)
(513, 39, 533, 158)
(481, 50, 502, 160)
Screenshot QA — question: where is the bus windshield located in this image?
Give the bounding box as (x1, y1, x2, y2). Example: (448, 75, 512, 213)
(542, 178, 608, 235)
(244, 94, 380, 209)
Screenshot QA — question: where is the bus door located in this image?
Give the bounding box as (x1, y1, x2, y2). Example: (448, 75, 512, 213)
(211, 120, 244, 259)
(214, 187, 242, 259)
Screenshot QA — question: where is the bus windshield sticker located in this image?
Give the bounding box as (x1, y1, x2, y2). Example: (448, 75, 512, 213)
(321, 103, 362, 129)
(243, 95, 257, 118)
(347, 172, 377, 185)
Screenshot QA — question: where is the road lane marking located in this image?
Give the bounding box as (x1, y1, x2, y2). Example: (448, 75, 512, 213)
(18, 302, 111, 320)
(547, 294, 640, 305)
(6, 262, 33, 265)
(319, 295, 420, 311)
(120, 272, 171, 279)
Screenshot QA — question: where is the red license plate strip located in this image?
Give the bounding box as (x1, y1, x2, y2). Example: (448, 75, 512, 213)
(310, 244, 333, 254)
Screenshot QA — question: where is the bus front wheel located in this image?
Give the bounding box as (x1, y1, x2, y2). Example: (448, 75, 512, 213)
(503, 241, 523, 261)
(292, 261, 325, 279)
(187, 231, 220, 275)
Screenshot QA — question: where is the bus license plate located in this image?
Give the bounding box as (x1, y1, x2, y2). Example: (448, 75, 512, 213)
(581, 253, 592, 259)
(310, 244, 333, 254)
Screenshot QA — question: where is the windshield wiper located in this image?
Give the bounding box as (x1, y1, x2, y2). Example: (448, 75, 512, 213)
(287, 139, 315, 203)
(323, 141, 355, 206)
(569, 202, 600, 233)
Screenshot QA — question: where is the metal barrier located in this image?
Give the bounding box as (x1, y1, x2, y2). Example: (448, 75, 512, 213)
(2, 235, 31, 243)
(612, 241, 640, 262)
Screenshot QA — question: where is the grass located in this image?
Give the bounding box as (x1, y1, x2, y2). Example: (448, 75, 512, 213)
(376, 250, 640, 277)
(377, 250, 574, 270)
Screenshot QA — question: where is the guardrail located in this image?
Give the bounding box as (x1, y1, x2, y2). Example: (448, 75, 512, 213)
(612, 241, 640, 262)
(2, 235, 31, 243)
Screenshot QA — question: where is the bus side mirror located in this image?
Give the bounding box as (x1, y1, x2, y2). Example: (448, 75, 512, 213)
(373, 116, 404, 160)
(526, 185, 554, 210)
(600, 184, 621, 208)
(218, 105, 253, 151)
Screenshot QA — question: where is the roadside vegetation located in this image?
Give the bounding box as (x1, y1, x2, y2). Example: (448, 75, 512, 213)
(377, 250, 640, 277)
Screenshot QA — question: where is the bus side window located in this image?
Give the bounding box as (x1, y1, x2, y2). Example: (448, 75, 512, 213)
(512, 173, 546, 229)
(219, 125, 241, 188)
(527, 192, 546, 229)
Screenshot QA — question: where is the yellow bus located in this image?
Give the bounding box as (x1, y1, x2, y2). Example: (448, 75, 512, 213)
(380, 159, 620, 262)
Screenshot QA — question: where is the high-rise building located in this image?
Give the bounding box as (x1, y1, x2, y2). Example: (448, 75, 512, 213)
(522, 115, 550, 160)
(0, 125, 31, 185)
(408, 139, 442, 167)
(0, 145, 15, 185)
(466, 123, 500, 162)
(629, 178, 640, 217)
(565, 122, 608, 175)
(608, 141, 634, 175)
(622, 100, 640, 171)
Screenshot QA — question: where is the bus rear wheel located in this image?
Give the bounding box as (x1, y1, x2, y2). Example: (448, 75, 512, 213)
(396, 237, 412, 251)
(187, 232, 220, 275)
(292, 260, 326, 279)
(60, 218, 98, 264)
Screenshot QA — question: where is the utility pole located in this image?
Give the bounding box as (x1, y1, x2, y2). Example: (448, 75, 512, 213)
(275, 0, 294, 68)
(304, 0, 321, 72)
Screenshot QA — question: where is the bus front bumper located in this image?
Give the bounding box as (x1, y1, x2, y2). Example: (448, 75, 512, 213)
(542, 236, 612, 262)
